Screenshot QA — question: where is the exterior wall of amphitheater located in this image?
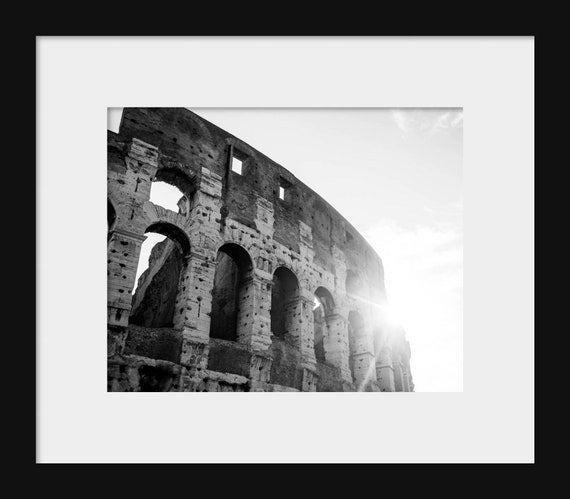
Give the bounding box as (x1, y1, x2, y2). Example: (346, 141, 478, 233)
(107, 108, 414, 392)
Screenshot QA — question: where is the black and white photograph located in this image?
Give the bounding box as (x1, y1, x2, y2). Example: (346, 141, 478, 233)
(106, 107, 463, 393)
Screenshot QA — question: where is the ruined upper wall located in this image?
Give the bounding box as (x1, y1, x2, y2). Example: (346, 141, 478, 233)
(116, 107, 386, 302)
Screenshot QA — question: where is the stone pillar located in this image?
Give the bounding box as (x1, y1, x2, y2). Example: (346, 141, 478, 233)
(402, 343, 414, 392)
(323, 313, 352, 383)
(171, 250, 216, 374)
(239, 270, 273, 351)
(402, 369, 411, 392)
(107, 138, 158, 328)
(295, 290, 319, 392)
(298, 293, 317, 370)
(219, 267, 274, 382)
(170, 165, 222, 330)
(376, 347, 396, 392)
(189, 169, 223, 246)
(173, 251, 216, 343)
(349, 315, 377, 390)
(171, 166, 223, 371)
(393, 360, 404, 392)
(236, 275, 255, 344)
(351, 352, 377, 390)
(107, 229, 146, 327)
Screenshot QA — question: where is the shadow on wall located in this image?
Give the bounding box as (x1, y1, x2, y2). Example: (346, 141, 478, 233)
(129, 223, 191, 328)
(270, 266, 299, 342)
(210, 243, 254, 342)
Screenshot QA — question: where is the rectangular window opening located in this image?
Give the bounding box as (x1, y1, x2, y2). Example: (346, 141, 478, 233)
(279, 186, 285, 200)
(231, 156, 243, 175)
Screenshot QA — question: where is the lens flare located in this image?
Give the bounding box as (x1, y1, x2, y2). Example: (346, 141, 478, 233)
(380, 303, 404, 327)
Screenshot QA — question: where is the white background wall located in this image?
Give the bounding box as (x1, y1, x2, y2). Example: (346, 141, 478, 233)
(38, 37, 533, 463)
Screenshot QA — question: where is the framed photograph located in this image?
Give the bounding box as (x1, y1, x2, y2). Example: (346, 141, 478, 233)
(37, 36, 534, 463)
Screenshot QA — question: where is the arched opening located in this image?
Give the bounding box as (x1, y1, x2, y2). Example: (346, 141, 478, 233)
(268, 266, 303, 389)
(151, 167, 197, 215)
(107, 199, 117, 234)
(313, 287, 335, 363)
(270, 267, 300, 341)
(210, 243, 253, 341)
(129, 222, 190, 329)
(348, 310, 365, 383)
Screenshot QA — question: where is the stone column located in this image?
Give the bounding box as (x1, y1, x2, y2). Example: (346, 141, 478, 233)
(295, 292, 318, 390)
(297, 293, 317, 370)
(402, 369, 411, 392)
(173, 251, 216, 341)
(402, 343, 414, 392)
(226, 268, 275, 383)
(173, 250, 216, 371)
(107, 229, 146, 327)
(236, 275, 255, 344)
(393, 360, 404, 392)
(323, 312, 352, 383)
(107, 138, 158, 328)
(376, 347, 396, 392)
(349, 317, 378, 390)
(351, 351, 377, 390)
(174, 167, 223, 371)
(238, 268, 271, 351)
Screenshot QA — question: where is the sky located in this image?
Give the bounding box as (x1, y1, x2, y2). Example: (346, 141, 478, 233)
(108, 107, 463, 392)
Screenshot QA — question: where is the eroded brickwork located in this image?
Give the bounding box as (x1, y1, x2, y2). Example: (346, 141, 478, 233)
(107, 108, 414, 392)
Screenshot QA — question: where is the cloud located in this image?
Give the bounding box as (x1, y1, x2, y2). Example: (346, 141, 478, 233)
(391, 109, 463, 136)
(363, 202, 463, 391)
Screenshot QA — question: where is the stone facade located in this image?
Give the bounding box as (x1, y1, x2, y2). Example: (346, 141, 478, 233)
(107, 108, 414, 392)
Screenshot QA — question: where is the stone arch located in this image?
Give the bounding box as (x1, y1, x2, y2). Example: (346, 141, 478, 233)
(129, 222, 191, 329)
(314, 286, 335, 313)
(214, 240, 256, 264)
(152, 166, 197, 215)
(145, 221, 190, 254)
(210, 243, 254, 342)
(155, 167, 196, 197)
(272, 261, 298, 279)
(142, 202, 190, 241)
(313, 286, 336, 363)
(107, 198, 117, 234)
(270, 266, 300, 342)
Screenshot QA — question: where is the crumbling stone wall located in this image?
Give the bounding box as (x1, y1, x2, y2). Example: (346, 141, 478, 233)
(107, 108, 414, 392)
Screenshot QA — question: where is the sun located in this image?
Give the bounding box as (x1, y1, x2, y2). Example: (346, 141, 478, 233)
(379, 302, 406, 328)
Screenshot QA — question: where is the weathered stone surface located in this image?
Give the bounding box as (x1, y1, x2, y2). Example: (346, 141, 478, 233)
(207, 338, 252, 378)
(268, 337, 304, 391)
(316, 361, 344, 392)
(107, 108, 414, 392)
(123, 325, 183, 364)
(130, 241, 184, 328)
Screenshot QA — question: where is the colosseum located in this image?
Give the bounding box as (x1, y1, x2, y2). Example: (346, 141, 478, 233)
(107, 108, 414, 392)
